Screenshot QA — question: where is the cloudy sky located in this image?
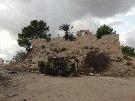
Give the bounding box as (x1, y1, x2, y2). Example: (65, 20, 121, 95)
(0, 0, 135, 60)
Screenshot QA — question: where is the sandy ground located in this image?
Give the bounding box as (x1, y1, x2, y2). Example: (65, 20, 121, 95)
(1, 72, 135, 101)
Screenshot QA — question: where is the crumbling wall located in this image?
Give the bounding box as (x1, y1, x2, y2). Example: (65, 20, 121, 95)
(17, 30, 123, 69)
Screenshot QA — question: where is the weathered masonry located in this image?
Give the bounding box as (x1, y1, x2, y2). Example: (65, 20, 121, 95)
(17, 30, 122, 69)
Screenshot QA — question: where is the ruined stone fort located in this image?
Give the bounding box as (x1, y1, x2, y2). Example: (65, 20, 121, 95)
(17, 30, 123, 70)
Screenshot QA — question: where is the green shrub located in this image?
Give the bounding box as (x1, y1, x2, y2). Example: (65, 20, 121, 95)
(96, 24, 114, 39)
(13, 51, 26, 62)
(122, 46, 135, 57)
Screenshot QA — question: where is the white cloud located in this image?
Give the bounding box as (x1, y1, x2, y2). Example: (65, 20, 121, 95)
(0, 30, 24, 60)
(71, 16, 101, 34)
(125, 7, 135, 16)
(92, 15, 124, 26)
(123, 30, 135, 48)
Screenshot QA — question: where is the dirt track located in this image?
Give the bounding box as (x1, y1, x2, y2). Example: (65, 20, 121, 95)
(1, 73, 135, 101)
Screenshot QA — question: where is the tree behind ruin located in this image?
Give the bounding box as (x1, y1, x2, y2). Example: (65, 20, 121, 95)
(17, 20, 50, 51)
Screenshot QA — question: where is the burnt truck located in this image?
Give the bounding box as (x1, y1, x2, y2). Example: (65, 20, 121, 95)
(39, 57, 80, 77)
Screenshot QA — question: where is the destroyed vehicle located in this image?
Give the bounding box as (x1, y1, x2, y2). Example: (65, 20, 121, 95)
(39, 57, 80, 77)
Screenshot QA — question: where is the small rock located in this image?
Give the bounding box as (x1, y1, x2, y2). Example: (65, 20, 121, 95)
(95, 74, 100, 77)
(22, 99, 27, 101)
(89, 73, 95, 76)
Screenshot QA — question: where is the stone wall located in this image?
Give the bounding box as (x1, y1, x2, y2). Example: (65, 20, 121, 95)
(17, 30, 122, 69)
(32, 32, 121, 54)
